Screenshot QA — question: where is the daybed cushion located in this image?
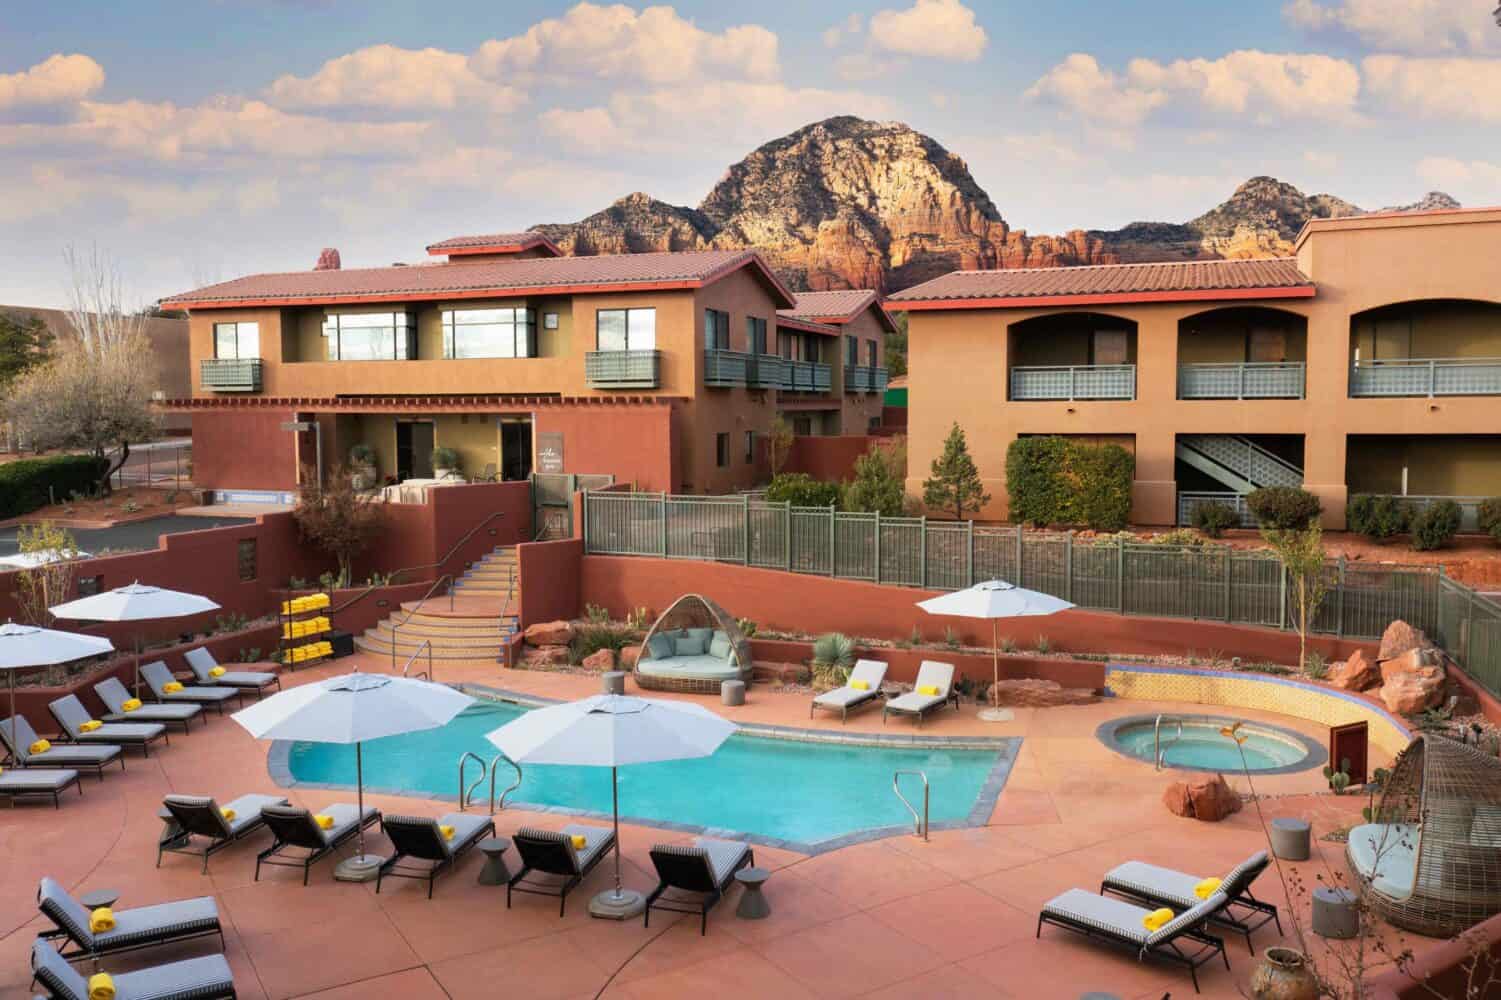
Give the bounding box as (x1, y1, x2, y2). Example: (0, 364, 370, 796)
(686, 627, 714, 645)
(709, 635, 733, 661)
(645, 635, 675, 661)
(673, 635, 708, 657)
(637, 656, 741, 682)
(1347, 823, 1418, 898)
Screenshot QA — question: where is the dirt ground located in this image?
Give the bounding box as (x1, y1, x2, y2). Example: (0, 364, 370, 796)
(1202, 528, 1501, 589)
(8, 485, 200, 527)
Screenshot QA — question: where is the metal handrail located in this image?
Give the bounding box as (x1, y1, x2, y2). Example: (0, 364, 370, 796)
(389, 574, 453, 671)
(893, 769, 929, 841)
(400, 639, 433, 682)
(458, 751, 486, 810)
(1153, 714, 1183, 770)
(326, 510, 508, 618)
(486, 752, 523, 815)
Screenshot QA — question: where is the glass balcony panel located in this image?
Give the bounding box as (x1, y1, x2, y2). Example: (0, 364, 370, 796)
(585, 349, 661, 389)
(1010, 364, 1136, 400)
(1350, 358, 1501, 397)
(1177, 362, 1305, 399)
(200, 358, 263, 392)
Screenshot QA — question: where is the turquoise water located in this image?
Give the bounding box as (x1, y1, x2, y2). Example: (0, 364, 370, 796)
(1112, 719, 1309, 771)
(286, 702, 1005, 848)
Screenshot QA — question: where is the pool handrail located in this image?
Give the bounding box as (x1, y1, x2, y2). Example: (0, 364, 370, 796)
(488, 752, 523, 815)
(893, 769, 929, 841)
(458, 751, 486, 811)
(1154, 714, 1183, 770)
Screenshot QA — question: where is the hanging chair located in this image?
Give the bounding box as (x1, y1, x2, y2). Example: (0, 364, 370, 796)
(1345, 733, 1501, 937)
(634, 594, 754, 694)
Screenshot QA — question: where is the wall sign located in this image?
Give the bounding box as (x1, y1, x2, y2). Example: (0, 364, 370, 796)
(537, 431, 564, 473)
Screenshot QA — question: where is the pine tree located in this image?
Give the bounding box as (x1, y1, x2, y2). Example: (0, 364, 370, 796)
(922, 423, 990, 520)
(842, 442, 906, 517)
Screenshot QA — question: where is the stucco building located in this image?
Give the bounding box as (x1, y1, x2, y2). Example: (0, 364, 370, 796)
(890, 207, 1501, 529)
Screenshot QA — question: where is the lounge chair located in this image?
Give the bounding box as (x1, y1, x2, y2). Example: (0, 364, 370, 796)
(1037, 889, 1231, 993)
(1101, 850, 1281, 953)
(1, 716, 124, 780)
(645, 838, 754, 934)
(36, 875, 223, 962)
(94, 676, 202, 732)
(882, 661, 957, 727)
(376, 813, 496, 898)
(48, 693, 167, 756)
(32, 938, 235, 1000)
(184, 647, 280, 698)
(508, 824, 616, 916)
(0, 767, 81, 808)
(811, 659, 887, 722)
(140, 660, 239, 713)
(255, 803, 381, 885)
(158, 793, 289, 873)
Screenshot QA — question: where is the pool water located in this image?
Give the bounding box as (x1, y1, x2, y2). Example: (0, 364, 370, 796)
(1110, 718, 1311, 771)
(286, 702, 1008, 849)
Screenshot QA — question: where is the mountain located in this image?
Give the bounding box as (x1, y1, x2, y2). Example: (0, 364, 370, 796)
(532, 117, 1459, 293)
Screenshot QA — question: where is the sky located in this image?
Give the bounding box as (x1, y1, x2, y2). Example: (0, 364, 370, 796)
(1, 0, 1498, 307)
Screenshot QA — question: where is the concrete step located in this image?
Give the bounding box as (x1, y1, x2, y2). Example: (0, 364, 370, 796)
(357, 632, 511, 659)
(372, 623, 515, 648)
(452, 582, 519, 595)
(385, 614, 517, 633)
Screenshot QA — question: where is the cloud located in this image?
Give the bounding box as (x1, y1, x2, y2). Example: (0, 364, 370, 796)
(539, 106, 630, 155)
(0, 53, 105, 112)
(266, 44, 524, 114)
(1023, 53, 1167, 126)
(868, 0, 987, 62)
(1363, 54, 1501, 121)
(471, 3, 779, 85)
(822, 14, 863, 49)
(1284, 0, 1498, 54)
(1416, 156, 1501, 199)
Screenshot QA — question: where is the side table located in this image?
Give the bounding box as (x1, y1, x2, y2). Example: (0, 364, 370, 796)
(477, 837, 513, 886)
(1270, 818, 1311, 861)
(735, 867, 770, 919)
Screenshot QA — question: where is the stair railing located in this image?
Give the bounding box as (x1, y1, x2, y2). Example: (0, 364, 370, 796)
(326, 510, 508, 620)
(389, 574, 453, 671)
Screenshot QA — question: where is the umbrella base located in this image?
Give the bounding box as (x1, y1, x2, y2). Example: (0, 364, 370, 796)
(977, 707, 1015, 723)
(333, 853, 386, 883)
(588, 888, 646, 920)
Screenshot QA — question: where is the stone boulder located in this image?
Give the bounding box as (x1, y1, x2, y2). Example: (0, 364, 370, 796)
(1378, 620, 1427, 662)
(1380, 666, 1446, 715)
(520, 645, 569, 669)
(1327, 649, 1380, 691)
(984, 678, 1098, 707)
(1163, 782, 1194, 818)
(581, 648, 616, 671)
(524, 620, 575, 647)
(1380, 646, 1438, 681)
(1164, 774, 1243, 822)
(619, 645, 642, 670)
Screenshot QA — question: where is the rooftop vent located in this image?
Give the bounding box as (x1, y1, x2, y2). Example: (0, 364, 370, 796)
(314, 248, 341, 271)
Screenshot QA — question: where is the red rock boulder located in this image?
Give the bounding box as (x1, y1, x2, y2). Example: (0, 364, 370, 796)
(521, 645, 569, 668)
(524, 620, 575, 647)
(581, 648, 616, 671)
(1380, 666, 1446, 715)
(1380, 646, 1438, 681)
(1378, 620, 1427, 662)
(1163, 782, 1194, 818)
(619, 645, 642, 670)
(1327, 649, 1380, 691)
(1164, 774, 1242, 822)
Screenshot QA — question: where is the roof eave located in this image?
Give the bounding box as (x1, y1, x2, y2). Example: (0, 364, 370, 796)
(890, 285, 1318, 312)
(426, 235, 564, 258)
(161, 277, 711, 311)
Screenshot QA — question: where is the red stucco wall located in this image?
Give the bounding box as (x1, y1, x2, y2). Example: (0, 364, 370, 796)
(190, 408, 301, 490)
(783, 434, 885, 483)
(749, 637, 1106, 689)
(518, 538, 584, 627)
(533, 404, 677, 492)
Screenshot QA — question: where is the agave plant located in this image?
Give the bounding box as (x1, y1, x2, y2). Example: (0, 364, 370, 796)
(810, 632, 856, 690)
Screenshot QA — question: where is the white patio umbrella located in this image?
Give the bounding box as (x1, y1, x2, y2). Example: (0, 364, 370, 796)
(0, 622, 114, 752)
(232, 671, 474, 881)
(486, 693, 736, 919)
(917, 580, 1075, 723)
(50, 583, 221, 697)
(0, 550, 92, 570)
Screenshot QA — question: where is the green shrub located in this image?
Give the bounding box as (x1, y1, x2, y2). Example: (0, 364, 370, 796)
(1004, 437, 1133, 530)
(1246, 486, 1322, 530)
(1478, 497, 1501, 543)
(1005, 436, 1072, 527)
(431, 446, 460, 470)
(1069, 443, 1134, 532)
(568, 624, 632, 665)
(0, 454, 106, 518)
(1411, 500, 1462, 551)
(765, 472, 841, 508)
(1191, 501, 1240, 538)
(1347, 494, 1411, 541)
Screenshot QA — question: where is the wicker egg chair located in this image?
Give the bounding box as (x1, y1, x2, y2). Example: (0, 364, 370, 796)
(1345, 733, 1501, 937)
(634, 594, 754, 694)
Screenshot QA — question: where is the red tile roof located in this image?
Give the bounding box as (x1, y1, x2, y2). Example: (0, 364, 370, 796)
(162, 249, 796, 310)
(888, 258, 1315, 310)
(778, 289, 896, 332)
(425, 232, 562, 257)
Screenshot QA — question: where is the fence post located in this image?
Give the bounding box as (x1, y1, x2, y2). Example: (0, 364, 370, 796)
(659, 493, 668, 558)
(920, 517, 927, 589)
(1065, 531, 1074, 602)
(966, 519, 974, 587)
(1116, 536, 1126, 614)
(581, 490, 589, 552)
(1278, 566, 1288, 631)
(1223, 547, 1232, 622)
(741, 493, 750, 566)
(1015, 524, 1024, 588)
(828, 504, 837, 577)
(874, 512, 882, 585)
(1335, 555, 1347, 638)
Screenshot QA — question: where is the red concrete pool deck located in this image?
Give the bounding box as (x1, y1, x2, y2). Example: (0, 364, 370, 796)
(1, 654, 1416, 999)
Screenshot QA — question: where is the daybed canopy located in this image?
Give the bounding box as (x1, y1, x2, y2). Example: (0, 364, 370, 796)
(634, 594, 753, 694)
(1346, 733, 1501, 937)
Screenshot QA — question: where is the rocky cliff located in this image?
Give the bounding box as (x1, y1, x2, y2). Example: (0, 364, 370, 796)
(532, 117, 1459, 292)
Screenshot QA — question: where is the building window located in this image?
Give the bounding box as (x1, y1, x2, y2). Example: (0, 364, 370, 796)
(744, 430, 755, 463)
(442, 307, 536, 359)
(322, 312, 416, 361)
(77, 575, 103, 597)
(777, 331, 794, 359)
(747, 316, 767, 354)
(867, 340, 878, 367)
(213, 321, 260, 359)
(845, 334, 858, 366)
(237, 538, 258, 582)
(597, 308, 656, 351)
(716, 432, 729, 467)
(804, 336, 821, 363)
(705, 309, 730, 350)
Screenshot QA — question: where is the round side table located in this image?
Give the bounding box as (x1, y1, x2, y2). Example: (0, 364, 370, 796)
(477, 837, 513, 886)
(1313, 886, 1359, 939)
(734, 867, 771, 919)
(601, 671, 626, 695)
(721, 680, 746, 707)
(80, 889, 120, 910)
(1270, 818, 1311, 861)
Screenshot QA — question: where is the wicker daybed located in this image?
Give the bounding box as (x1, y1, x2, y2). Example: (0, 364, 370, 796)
(1345, 733, 1501, 937)
(634, 594, 753, 694)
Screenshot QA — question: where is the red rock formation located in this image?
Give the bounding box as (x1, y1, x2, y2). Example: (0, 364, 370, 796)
(1378, 620, 1429, 662)
(523, 620, 575, 647)
(1164, 774, 1243, 822)
(1328, 649, 1380, 691)
(581, 648, 615, 671)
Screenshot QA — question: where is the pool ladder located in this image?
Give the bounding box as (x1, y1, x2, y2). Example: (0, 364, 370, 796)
(1154, 714, 1183, 771)
(893, 769, 929, 841)
(458, 751, 523, 815)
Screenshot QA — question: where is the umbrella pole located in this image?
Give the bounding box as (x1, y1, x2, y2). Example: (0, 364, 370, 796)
(587, 763, 645, 919)
(992, 619, 999, 708)
(611, 765, 622, 897)
(7, 670, 15, 767)
(334, 740, 384, 882)
(356, 742, 365, 860)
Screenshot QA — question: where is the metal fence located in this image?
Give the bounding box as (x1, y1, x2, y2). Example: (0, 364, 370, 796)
(1436, 578, 1501, 700)
(111, 441, 193, 490)
(581, 490, 1447, 640)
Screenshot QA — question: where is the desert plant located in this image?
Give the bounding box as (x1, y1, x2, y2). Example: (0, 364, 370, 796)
(943, 626, 961, 650)
(349, 443, 376, 466)
(810, 632, 855, 688)
(734, 616, 757, 638)
(1191, 500, 1240, 539)
(1347, 493, 1412, 541)
(1247, 486, 1322, 530)
(1005, 436, 1132, 530)
(628, 606, 653, 630)
(363, 571, 392, 586)
(568, 624, 632, 665)
(1410, 500, 1462, 551)
(1324, 757, 1352, 794)
(923, 422, 990, 521)
(842, 441, 906, 517)
(238, 647, 262, 663)
(1034, 634, 1051, 654)
(121, 498, 140, 514)
(584, 603, 611, 624)
(999, 634, 1017, 653)
(213, 612, 249, 634)
(766, 415, 794, 478)
(1304, 650, 1328, 680)
(431, 446, 460, 472)
(905, 624, 923, 648)
(318, 568, 350, 591)
(9, 521, 80, 624)
(1261, 521, 1330, 674)
(765, 472, 841, 508)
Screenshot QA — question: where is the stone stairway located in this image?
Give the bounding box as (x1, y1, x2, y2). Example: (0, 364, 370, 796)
(353, 546, 521, 661)
(451, 546, 520, 600)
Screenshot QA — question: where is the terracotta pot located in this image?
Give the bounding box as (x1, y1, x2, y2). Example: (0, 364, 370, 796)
(1249, 947, 1318, 1000)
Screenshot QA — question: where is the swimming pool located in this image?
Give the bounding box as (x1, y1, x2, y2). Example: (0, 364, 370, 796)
(1096, 714, 1323, 774)
(279, 699, 1017, 852)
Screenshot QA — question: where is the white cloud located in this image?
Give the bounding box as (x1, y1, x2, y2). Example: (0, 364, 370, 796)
(1416, 156, 1501, 200)
(1363, 54, 1501, 121)
(822, 14, 863, 49)
(539, 106, 631, 155)
(0, 53, 105, 111)
(266, 44, 524, 114)
(471, 3, 779, 85)
(1284, 0, 1498, 54)
(868, 0, 987, 62)
(1023, 53, 1167, 126)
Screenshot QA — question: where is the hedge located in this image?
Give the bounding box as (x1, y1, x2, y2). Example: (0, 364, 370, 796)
(1347, 494, 1411, 541)
(1005, 437, 1134, 531)
(1246, 486, 1322, 530)
(0, 454, 106, 518)
(765, 472, 842, 508)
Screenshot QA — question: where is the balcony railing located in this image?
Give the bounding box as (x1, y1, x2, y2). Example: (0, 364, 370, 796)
(747, 354, 786, 389)
(844, 365, 888, 393)
(200, 358, 263, 392)
(1177, 491, 1254, 528)
(1178, 362, 1306, 399)
(1010, 364, 1136, 401)
(1350, 357, 1501, 397)
(781, 360, 832, 393)
(704, 349, 750, 387)
(586, 349, 661, 389)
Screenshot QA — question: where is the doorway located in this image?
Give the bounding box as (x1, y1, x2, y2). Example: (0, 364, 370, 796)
(396, 420, 434, 480)
(500, 420, 533, 481)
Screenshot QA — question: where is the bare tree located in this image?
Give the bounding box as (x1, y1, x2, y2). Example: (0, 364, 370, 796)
(62, 244, 149, 356)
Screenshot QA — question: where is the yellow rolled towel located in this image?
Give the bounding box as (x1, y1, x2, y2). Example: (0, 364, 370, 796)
(1142, 907, 1175, 931)
(280, 601, 293, 615)
(221, 807, 237, 821)
(209, 666, 226, 677)
(1194, 877, 1222, 900)
(28, 739, 51, 755)
(121, 698, 142, 712)
(440, 824, 456, 840)
(162, 681, 184, 694)
(917, 685, 940, 697)
(79, 720, 103, 733)
(89, 907, 115, 933)
(570, 834, 587, 849)
(849, 679, 869, 691)
(88, 971, 115, 1000)
(314, 813, 334, 830)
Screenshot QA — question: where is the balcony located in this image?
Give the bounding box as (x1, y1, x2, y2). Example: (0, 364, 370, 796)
(781, 360, 832, 393)
(1010, 364, 1136, 401)
(1350, 358, 1501, 397)
(747, 355, 786, 390)
(585, 349, 661, 389)
(1178, 362, 1305, 400)
(200, 358, 263, 392)
(703, 349, 750, 387)
(844, 365, 888, 393)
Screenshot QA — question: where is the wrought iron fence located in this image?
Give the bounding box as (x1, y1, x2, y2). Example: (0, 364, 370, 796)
(1436, 578, 1501, 700)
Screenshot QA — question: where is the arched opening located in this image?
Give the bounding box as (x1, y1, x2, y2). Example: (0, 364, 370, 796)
(1176, 306, 1308, 399)
(1008, 312, 1138, 401)
(1349, 298, 1501, 397)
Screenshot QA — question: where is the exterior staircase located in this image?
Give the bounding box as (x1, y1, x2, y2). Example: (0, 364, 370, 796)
(451, 546, 520, 600)
(1176, 434, 1304, 492)
(353, 546, 521, 662)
